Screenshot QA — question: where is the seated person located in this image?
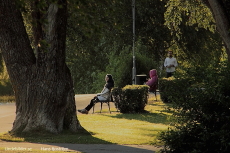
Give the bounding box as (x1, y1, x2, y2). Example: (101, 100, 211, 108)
(78, 74, 114, 114)
(146, 69, 158, 92)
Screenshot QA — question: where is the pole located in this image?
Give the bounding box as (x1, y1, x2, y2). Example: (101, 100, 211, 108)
(132, 0, 136, 85)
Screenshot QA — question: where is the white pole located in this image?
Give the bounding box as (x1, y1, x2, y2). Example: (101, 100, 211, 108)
(132, 0, 136, 85)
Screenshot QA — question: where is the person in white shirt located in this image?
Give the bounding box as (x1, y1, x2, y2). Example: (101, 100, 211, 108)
(164, 51, 178, 78)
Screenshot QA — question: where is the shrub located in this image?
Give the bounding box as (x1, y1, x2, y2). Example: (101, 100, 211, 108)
(112, 85, 149, 113)
(158, 62, 230, 153)
(158, 77, 194, 103)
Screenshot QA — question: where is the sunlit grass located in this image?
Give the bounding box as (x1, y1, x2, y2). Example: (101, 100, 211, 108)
(78, 95, 172, 145)
(0, 94, 172, 146)
(78, 113, 169, 145)
(0, 147, 81, 153)
(0, 134, 24, 142)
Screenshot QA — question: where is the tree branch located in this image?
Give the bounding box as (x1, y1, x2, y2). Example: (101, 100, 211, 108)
(46, 1, 67, 66)
(0, 0, 36, 66)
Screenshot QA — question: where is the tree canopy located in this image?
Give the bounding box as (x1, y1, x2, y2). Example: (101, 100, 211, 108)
(65, 0, 225, 93)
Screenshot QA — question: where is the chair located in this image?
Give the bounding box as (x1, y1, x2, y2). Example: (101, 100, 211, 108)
(92, 92, 117, 113)
(149, 89, 159, 101)
(149, 80, 158, 101)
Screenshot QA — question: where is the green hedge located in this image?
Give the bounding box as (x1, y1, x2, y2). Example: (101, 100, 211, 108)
(112, 85, 149, 113)
(158, 62, 230, 152)
(158, 77, 194, 103)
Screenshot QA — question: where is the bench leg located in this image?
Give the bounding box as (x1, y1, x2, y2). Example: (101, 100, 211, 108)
(154, 91, 157, 101)
(92, 101, 96, 113)
(100, 102, 103, 113)
(92, 101, 113, 114)
(107, 102, 111, 114)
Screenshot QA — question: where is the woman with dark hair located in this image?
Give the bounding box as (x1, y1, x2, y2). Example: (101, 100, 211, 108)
(78, 74, 114, 114)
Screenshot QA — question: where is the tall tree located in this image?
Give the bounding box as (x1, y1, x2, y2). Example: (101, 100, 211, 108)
(0, 0, 80, 133)
(164, 0, 224, 65)
(203, 0, 230, 60)
(169, 0, 230, 61)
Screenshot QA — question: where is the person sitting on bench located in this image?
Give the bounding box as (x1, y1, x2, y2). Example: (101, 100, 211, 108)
(78, 74, 114, 114)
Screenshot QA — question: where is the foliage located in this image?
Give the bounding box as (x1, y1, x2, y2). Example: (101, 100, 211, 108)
(200, 0, 230, 24)
(103, 42, 158, 89)
(0, 80, 14, 96)
(0, 0, 226, 96)
(158, 61, 230, 153)
(67, 0, 171, 60)
(158, 77, 172, 103)
(0, 64, 13, 96)
(164, 0, 224, 66)
(135, 0, 172, 60)
(65, 0, 173, 93)
(112, 85, 149, 113)
(65, 0, 225, 94)
(70, 40, 159, 93)
(158, 76, 195, 103)
(165, 0, 215, 32)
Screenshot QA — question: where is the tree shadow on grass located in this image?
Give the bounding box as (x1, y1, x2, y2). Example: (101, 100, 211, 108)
(0, 127, 111, 144)
(102, 110, 172, 125)
(0, 129, 160, 153)
(148, 103, 175, 114)
(101, 102, 175, 125)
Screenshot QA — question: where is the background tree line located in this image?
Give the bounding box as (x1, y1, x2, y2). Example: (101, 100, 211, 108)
(66, 0, 224, 94)
(0, 0, 225, 94)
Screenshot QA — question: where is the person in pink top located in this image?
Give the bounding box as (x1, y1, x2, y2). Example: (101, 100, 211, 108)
(146, 69, 158, 92)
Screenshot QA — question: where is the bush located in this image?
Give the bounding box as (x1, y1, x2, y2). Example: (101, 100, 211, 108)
(158, 62, 230, 153)
(158, 77, 194, 103)
(112, 85, 149, 113)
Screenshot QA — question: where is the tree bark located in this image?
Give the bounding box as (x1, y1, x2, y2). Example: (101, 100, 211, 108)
(0, 0, 81, 133)
(207, 0, 230, 60)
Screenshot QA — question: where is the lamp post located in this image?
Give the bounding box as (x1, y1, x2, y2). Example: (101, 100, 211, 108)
(132, 0, 136, 84)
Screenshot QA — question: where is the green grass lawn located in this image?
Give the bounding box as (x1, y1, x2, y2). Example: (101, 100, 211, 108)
(77, 99, 172, 145)
(0, 94, 172, 149)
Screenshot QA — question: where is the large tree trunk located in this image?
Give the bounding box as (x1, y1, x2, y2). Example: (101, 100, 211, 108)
(206, 0, 230, 60)
(0, 0, 81, 133)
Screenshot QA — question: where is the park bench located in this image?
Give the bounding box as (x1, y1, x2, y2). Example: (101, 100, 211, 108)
(92, 92, 118, 114)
